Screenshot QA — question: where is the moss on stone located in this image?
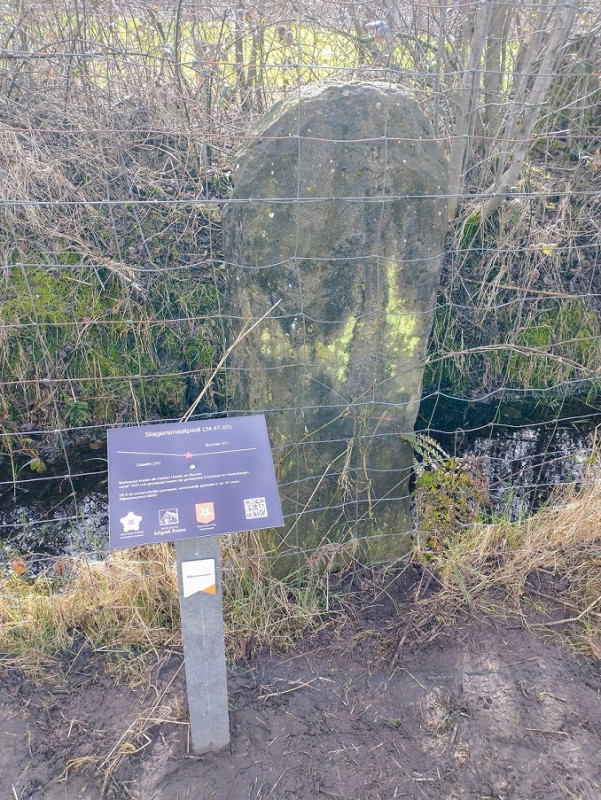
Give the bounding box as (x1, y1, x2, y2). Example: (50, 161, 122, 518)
(314, 316, 357, 383)
(385, 262, 420, 367)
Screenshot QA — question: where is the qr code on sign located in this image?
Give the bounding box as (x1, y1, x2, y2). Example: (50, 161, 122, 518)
(244, 497, 268, 519)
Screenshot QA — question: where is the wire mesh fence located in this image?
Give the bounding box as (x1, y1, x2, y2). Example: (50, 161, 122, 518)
(1, 0, 600, 597)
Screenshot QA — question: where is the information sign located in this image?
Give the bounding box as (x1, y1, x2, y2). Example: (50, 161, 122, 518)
(108, 415, 284, 548)
(107, 414, 283, 755)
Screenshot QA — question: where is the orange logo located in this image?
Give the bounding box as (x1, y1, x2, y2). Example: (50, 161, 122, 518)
(195, 502, 215, 524)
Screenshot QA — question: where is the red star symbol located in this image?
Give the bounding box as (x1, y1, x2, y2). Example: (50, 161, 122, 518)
(184, 451, 193, 459)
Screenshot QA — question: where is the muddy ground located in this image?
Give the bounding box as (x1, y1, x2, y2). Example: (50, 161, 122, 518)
(1, 565, 600, 800)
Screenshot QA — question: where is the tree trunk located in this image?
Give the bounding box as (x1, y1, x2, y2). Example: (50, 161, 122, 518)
(447, 0, 493, 220)
(483, 3, 510, 136)
(480, 0, 580, 221)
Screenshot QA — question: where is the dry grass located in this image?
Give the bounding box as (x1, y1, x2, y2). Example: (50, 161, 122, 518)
(60, 656, 188, 794)
(0, 532, 336, 788)
(0, 544, 181, 668)
(2, 484, 600, 788)
(0, 534, 334, 674)
(221, 532, 338, 661)
(396, 472, 601, 659)
(3, 474, 601, 675)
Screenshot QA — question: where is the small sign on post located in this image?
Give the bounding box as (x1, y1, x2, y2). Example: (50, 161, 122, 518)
(107, 415, 284, 754)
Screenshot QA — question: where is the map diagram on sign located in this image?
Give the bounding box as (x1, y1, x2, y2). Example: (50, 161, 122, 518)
(107, 416, 284, 549)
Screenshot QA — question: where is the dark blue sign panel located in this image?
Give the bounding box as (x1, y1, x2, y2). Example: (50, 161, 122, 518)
(108, 415, 284, 549)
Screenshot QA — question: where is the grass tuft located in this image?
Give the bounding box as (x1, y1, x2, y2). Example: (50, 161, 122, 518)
(221, 532, 336, 660)
(0, 545, 180, 668)
(0, 536, 335, 675)
(404, 470, 601, 656)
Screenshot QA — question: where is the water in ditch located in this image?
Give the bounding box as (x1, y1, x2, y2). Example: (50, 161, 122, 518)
(1, 394, 600, 569)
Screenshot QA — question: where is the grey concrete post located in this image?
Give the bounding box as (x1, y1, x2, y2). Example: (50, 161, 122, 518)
(175, 535, 230, 754)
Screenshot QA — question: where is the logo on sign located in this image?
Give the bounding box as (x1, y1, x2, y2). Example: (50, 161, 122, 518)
(120, 511, 142, 532)
(195, 502, 215, 524)
(159, 508, 179, 526)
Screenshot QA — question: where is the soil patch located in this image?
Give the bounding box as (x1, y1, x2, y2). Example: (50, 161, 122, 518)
(2, 568, 600, 800)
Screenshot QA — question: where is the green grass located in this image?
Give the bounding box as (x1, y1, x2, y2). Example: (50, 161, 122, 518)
(409, 468, 601, 657)
(0, 247, 219, 449)
(423, 293, 601, 398)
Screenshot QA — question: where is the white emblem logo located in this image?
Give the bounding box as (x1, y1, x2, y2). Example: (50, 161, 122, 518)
(120, 511, 142, 532)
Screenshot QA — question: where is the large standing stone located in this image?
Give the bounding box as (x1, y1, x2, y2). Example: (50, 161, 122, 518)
(222, 82, 447, 568)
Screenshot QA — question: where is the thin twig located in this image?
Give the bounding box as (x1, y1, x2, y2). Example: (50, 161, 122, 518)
(259, 676, 319, 700)
(536, 594, 601, 627)
(180, 300, 281, 423)
(525, 587, 601, 619)
(525, 728, 569, 736)
(390, 622, 412, 668)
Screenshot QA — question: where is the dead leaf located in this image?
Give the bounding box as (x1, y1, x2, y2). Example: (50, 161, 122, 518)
(12, 557, 27, 575)
(54, 560, 66, 578)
